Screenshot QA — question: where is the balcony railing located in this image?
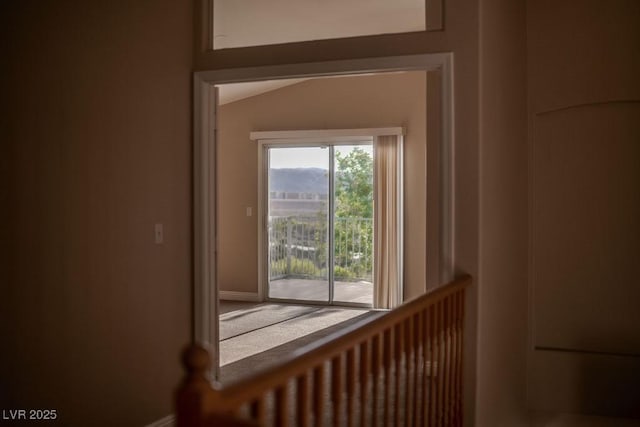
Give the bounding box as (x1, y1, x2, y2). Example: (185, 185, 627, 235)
(269, 216, 373, 282)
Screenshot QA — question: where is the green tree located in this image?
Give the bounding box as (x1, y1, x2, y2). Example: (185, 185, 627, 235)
(334, 147, 374, 280)
(335, 147, 373, 219)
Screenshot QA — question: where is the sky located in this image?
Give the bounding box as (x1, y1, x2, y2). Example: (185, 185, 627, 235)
(269, 145, 372, 169)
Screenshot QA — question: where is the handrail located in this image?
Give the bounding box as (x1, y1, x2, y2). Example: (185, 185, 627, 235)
(176, 274, 471, 426)
(222, 275, 469, 397)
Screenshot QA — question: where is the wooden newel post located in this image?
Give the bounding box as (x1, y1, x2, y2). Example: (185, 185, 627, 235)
(175, 344, 217, 427)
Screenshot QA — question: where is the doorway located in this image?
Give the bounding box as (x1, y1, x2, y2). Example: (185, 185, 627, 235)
(263, 143, 374, 306)
(193, 54, 454, 378)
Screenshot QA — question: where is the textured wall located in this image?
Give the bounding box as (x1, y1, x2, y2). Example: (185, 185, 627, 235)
(476, 0, 529, 425)
(527, 0, 640, 418)
(0, 1, 193, 425)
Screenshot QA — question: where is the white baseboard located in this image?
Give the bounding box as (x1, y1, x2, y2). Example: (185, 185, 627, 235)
(219, 291, 261, 302)
(145, 414, 174, 427)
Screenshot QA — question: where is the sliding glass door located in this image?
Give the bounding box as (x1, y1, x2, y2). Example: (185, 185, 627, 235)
(265, 144, 373, 306)
(267, 146, 330, 302)
(332, 145, 374, 304)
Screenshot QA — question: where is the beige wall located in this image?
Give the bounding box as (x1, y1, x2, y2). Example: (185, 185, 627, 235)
(477, 0, 529, 425)
(527, 0, 640, 418)
(0, 1, 192, 426)
(217, 72, 427, 299)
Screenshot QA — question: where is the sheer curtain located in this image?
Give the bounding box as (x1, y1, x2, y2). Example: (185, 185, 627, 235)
(373, 135, 403, 309)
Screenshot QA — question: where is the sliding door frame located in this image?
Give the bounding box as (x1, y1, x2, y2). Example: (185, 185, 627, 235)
(257, 137, 377, 308)
(193, 53, 455, 369)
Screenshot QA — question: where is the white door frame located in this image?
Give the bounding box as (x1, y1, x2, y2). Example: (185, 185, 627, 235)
(192, 53, 456, 364)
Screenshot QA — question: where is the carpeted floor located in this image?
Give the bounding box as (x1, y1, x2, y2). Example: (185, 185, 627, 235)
(219, 303, 319, 340)
(219, 301, 384, 382)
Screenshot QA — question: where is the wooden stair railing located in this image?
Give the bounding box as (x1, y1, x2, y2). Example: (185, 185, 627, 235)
(176, 275, 471, 427)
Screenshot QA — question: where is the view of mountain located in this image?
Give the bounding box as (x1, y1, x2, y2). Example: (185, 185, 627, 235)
(269, 168, 329, 193)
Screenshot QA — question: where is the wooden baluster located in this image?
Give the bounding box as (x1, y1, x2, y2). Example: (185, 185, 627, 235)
(359, 340, 369, 427)
(393, 322, 403, 427)
(433, 300, 440, 426)
(450, 294, 457, 426)
(371, 334, 381, 427)
(297, 373, 310, 427)
(413, 313, 422, 427)
(459, 291, 465, 426)
(275, 384, 289, 427)
(332, 355, 343, 427)
(450, 293, 457, 426)
(422, 308, 431, 427)
(436, 300, 444, 426)
(441, 298, 448, 425)
(346, 348, 356, 427)
(444, 297, 452, 425)
(459, 291, 463, 425)
(448, 294, 454, 426)
(429, 304, 438, 427)
(449, 292, 457, 426)
(405, 317, 413, 426)
(383, 329, 392, 427)
(313, 365, 325, 427)
(457, 290, 465, 426)
(424, 305, 435, 426)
